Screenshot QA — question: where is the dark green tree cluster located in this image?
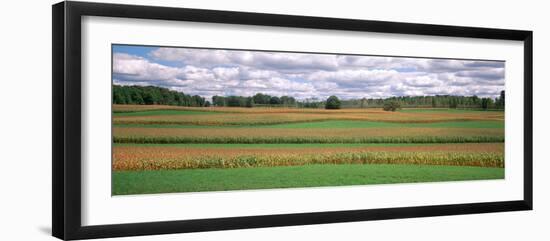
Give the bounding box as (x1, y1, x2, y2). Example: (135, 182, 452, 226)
(481, 98, 494, 110)
(213, 93, 297, 107)
(113, 85, 208, 107)
(295, 98, 322, 108)
(325, 96, 341, 109)
(495, 90, 505, 109)
(383, 100, 401, 111)
(300, 102, 321, 108)
(212, 96, 255, 107)
(253, 93, 297, 107)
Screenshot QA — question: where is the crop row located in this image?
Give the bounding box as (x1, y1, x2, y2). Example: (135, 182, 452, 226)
(113, 106, 504, 125)
(113, 105, 505, 116)
(114, 115, 503, 126)
(113, 151, 504, 171)
(113, 135, 504, 144)
(114, 126, 503, 138)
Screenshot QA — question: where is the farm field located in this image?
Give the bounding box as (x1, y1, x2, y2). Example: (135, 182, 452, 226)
(113, 105, 504, 125)
(113, 164, 504, 195)
(112, 105, 505, 195)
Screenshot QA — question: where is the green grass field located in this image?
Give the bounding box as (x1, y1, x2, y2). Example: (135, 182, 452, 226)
(113, 164, 504, 195)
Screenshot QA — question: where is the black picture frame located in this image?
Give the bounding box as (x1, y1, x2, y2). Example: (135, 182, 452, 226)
(52, 1, 533, 240)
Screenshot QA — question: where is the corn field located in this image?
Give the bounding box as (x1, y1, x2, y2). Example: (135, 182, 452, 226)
(113, 151, 504, 171)
(112, 105, 506, 172)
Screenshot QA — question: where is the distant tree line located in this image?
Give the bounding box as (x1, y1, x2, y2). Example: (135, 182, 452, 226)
(114, 85, 504, 111)
(113, 85, 209, 107)
(339, 91, 505, 110)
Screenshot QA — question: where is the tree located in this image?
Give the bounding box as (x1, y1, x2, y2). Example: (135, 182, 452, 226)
(383, 100, 401, 111)
(472, 95, 480, 106)
(143, 92, 155, 105)
(257, 93, 270, 104)
(212, 95, 225, 107)
(481, 97, 494, 110)
(360, 98, 367, 108)
(226, 96, 244, 107)
(112, 85, 207, 107)
(325, 96, 341, 109)
(449, 97, 458, 109)
(496, 90, 505, 109)
(113, 87, 127, 104)
(191, 95, 205, 107)
(129, 89, 144, 104)
(280, 96, 296, 107)
(245, 97, 254, 108)
(269, 96, 281, 105)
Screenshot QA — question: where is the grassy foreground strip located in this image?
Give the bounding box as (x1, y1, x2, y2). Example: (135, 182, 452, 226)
(112, 164, 504, 195)
(113, 151, 504, 171)
(114, 135, 504, 144)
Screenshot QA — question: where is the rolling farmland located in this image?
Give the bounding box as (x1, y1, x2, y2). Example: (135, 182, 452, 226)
(112, 105, 505, 195)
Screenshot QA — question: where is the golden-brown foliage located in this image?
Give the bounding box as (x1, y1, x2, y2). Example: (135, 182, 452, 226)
(113, 143, 504, 170)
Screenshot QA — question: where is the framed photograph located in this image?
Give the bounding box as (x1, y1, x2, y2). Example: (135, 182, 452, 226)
(52, 1, 533, 240)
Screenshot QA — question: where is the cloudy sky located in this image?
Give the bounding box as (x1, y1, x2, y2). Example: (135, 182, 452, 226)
(112, 45, 505, 100)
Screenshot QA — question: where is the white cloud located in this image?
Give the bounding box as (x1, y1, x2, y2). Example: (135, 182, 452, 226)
(150, 47, 339, 71)
(405, 75, 442, 87)
(306, 69, 398, 86)
(114, 47, 505, 100)
(113, 53, 185, 82)
(212, 67, 240, 80)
